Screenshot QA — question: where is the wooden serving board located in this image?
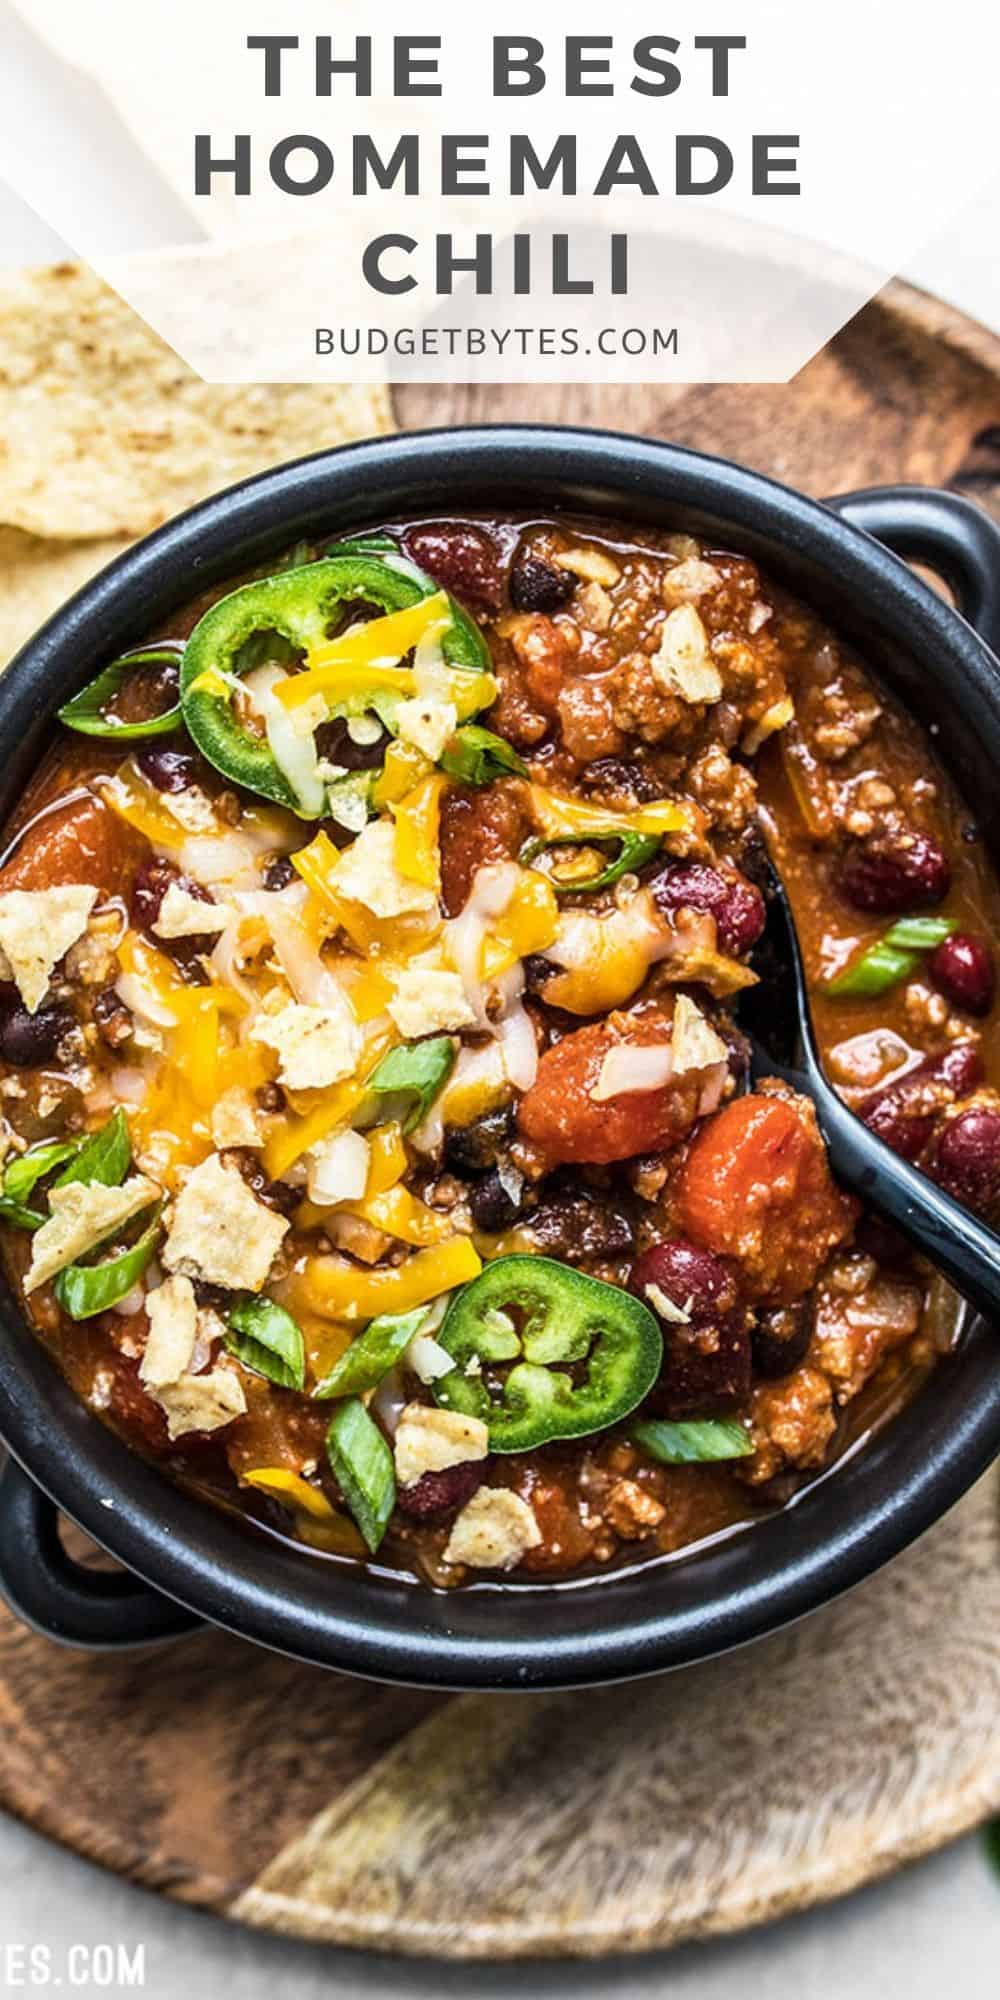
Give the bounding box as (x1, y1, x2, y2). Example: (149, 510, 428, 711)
(1, 278, 999, 1959)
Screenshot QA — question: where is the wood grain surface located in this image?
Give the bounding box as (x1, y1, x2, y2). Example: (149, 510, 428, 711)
(0, 277, 998, 1960)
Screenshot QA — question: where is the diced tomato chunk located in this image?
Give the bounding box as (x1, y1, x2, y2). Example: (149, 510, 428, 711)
(0, 790, 148, 901)
(677, 1091, 857, 1303)
(517, 1009, 706, 1167)
(439, 779, 530, 916)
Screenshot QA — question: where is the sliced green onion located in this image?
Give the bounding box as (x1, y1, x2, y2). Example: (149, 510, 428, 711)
(826, 915, 957, 998)
(632, 1418, 753, 1465)
(274, 540, 316, 570)
(520, 829, 662, 896)
(0, 1197, 46, 1231)
(53, 1109, 131, 1191)
(54, 1210, 162, 1321)
(880, 917, 957, 951)
(4, 1138, 85, 1205)
(58, 644, 184, 740)
(324, 533, 398, 557)
(363, 1036, 457, 1135)
(325, 1398, 396, 1553)
(314, 1308, 428, 1400)
(225, 1296, 306, 1392)
(440, 725, 527, 787)
(3, 1112, 131, 1222)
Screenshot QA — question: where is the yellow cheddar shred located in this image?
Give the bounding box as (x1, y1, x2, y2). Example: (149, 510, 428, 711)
(243, 1469, 366, 1554)
(243, 1468, 338, 1521)
(305, 1236, 482, 1320)
(374, 740, 433, 805)
(273, 591, 494, 723)
(481, 871, 559, 978)
(295, 593, 452, 685)
(365, 1123, 407, 1194)
(344, 1185, 457, 1247)
(391, 772, 445, 890)
(528, 783, 699, 842)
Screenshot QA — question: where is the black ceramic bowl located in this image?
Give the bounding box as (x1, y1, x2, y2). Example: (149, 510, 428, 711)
(1, 427, 999, 1688)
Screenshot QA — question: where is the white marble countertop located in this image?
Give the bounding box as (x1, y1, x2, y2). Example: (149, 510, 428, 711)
(0, 165, 998, 1995)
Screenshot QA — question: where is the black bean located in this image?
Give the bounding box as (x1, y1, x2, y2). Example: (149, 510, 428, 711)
(509, 557, 577, 614)
(468, 1169, 524, 1233)
(314, 716, 389, 773)
(751, 1302, 812, 1379)
(0, 994, 74, 1067)
(442, 1108, 515, 1175)
(531, 1191, 635, 1263)
(134, 746, 200, 795)
(262, 856, 296, 891)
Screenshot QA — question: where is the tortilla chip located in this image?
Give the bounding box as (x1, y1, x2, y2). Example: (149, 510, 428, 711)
(0, 527, 132, 667)
(0, 263, 393, 539)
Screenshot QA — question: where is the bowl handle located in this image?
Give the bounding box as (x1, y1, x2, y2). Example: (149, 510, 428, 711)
(0, 1456, 199, 1650)
(826, 486, 1000, 657)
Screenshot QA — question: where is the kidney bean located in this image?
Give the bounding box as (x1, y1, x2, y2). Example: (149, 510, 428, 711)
(104, 1353, 172, 1457)
(632, 1239, 737, 1324)
(509, 556, 577, 614)
(932, 1107, 1000, 1211)
(468, 1168, 525, 1233)
(134, 746, 200, 794)
(439, 782, 532, 918)
(632, 1241, 750, 1415)
(837, 829, 951, 913)
(396, 1458, 486, 1522)
(131, 860, 216, 955)
(928, 932, 995, 1016)
(858, 1043, 984, 1161)
(0, 994, 74, 1067)
(650, 861, 766, 957)
(402, 523, 504, 610)
(751, 1301, 812, 1379)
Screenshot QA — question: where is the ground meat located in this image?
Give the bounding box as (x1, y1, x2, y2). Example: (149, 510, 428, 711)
(740, 1365, 838, 1485)
(685, 744, 759, 834)
(603, 1477, 666, 1538)
(556, 677, 625, 763)
(608, 652, 695, 746)
(811, 1268, 922, 1403)
(507, 614, 578, 717)
(510, 1465, 598, 1573)
(800, 666, 882, 762)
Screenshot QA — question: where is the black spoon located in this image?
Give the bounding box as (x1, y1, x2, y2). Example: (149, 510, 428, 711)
(738, 862, 1000, 1323)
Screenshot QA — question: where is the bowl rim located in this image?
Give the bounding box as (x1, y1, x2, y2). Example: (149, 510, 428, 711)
(1, 422, 999, 1689)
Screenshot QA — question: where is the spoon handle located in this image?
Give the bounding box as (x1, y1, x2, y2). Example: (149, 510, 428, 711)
(807, 1069, 1000, 1323)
